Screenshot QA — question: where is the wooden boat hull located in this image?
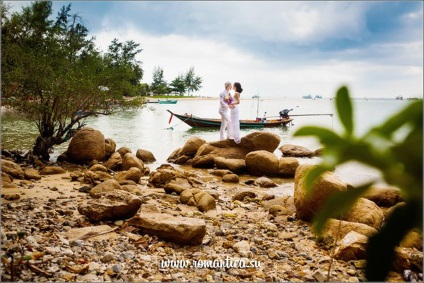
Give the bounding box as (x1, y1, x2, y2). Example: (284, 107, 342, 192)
(167, 110, 292, 128)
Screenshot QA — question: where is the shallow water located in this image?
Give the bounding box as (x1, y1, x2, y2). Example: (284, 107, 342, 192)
(1, 97, 410, 185)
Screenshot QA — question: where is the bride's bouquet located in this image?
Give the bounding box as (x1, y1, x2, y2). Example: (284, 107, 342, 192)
(224, 94, 233, 105)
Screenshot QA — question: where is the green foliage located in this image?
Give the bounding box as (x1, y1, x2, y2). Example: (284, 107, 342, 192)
(184, 66, 202, 96)
(1, 2, 144, 159)
(150, 66, 169, 95)
(294, 86, 423, 281)
(170, 74, 187, 95)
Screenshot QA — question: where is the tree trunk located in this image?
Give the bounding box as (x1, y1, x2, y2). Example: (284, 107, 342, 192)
(33, 136, 53, 161)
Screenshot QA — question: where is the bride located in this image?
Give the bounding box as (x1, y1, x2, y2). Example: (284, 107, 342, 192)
(228, 82, 243, 144)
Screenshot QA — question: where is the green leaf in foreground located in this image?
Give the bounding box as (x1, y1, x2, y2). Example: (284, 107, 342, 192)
(335, 86, 354, 136)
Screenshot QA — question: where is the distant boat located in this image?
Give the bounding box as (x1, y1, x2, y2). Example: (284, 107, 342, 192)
(159, 99, 178, 104)
(396, 96, 403, 100)
(147, 99, 178, 104)
(167, 110, 293, 128)
(314, 95, 322, 99)
(302, 95, 312, 99)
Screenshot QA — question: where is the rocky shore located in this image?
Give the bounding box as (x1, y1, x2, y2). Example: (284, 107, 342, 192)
(1, 128, 422, 282)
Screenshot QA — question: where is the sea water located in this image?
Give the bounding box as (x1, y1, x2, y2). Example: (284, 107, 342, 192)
(1, 97, 412, 185)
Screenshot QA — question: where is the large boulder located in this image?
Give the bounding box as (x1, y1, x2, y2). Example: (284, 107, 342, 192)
(1, 159, 24, 179)
(67, 128, 106, 164)
(127, 212, 207, 245)
(213, 157, 246, 174)
(279, 144, 314, 158)
(78, 190, 142, 221)
(321, 218, 378, 240)
(180, 137, 206, 157)
(181, 132, 281, 169)
(294, 164, 347, 221)
(122, 153, 144, 171)
(362, 186, 403, 207)
(245, 150, 279, 176)
(340, 197, 384, 230)
(278, 157, 299, 177)
(136, 149, 156, 163)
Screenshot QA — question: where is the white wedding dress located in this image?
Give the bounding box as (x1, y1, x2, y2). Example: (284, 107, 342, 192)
(230, 105, 241, 144)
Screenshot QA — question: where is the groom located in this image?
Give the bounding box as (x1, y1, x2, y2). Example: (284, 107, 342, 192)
(219, 81, 232, 140)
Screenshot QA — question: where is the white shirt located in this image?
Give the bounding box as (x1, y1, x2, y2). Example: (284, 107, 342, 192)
(219, 90, 229, 112)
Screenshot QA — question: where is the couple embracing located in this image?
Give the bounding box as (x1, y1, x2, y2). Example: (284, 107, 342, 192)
(219, 81, 243, 144)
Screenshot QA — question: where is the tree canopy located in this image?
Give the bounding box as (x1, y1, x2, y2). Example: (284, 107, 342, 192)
(1, 2, 144, 160)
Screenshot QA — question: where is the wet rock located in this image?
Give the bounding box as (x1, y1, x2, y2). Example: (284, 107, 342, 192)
(164, 182, 189, 195)
(278, 157, 299, 177)
(214, 157, 246, 174)
(279, 144, 314, 157)
(127, 212, 206, 245)
(136, 149, 156, 163)
(254, 176, 278, 188)
(245, 150, 279, 176)
(232, 190, 257, 201)
(222, 173, 239, 183)
(122, 153, 144, 171)
(208, 169, 233, 177)
(3, 193, 20, 201)
(83, 170, 113, 185)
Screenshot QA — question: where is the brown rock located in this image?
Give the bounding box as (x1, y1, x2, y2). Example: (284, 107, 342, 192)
(294, 164, 347, 221)
(127, 212, 207, 245)
(24, 168, 41, 180)
(254, 176, 278, 188)
(39, 166, 66, 175)
(89, 179, 122, 198)
(232, 190, 257, 201)
(89, 164, 108, 172)
(104, 138, 116, 160)
(214, 157, 246, 174)
(122, 153, 144, 171)
(180, 189, 216, 212)
(180, 136, 206, 157)
(222, 173, 240, 183)
(67, 127, 106, 164)
(115, 167, 142, 183)
(278, 157, 299, 176)
(78, 190, 142, 221)
(83, 170, 112, 185)
(1, 159, 24, 179)
(400, 230, 423, 250)
(117, 147, 132, 158)
(279, 144, 314, 157)
(321, 218, 378, 240)
(103, 152, 123, 171)
(136, 149, 156, 163)
(341, 197, 384, 230)
(362, 186, 403, 207)
(245, 150, 279, 176)
(334, 231, 368, 261)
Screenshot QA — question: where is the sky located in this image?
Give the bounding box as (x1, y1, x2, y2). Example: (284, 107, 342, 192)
(6, 1, 424, 98)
